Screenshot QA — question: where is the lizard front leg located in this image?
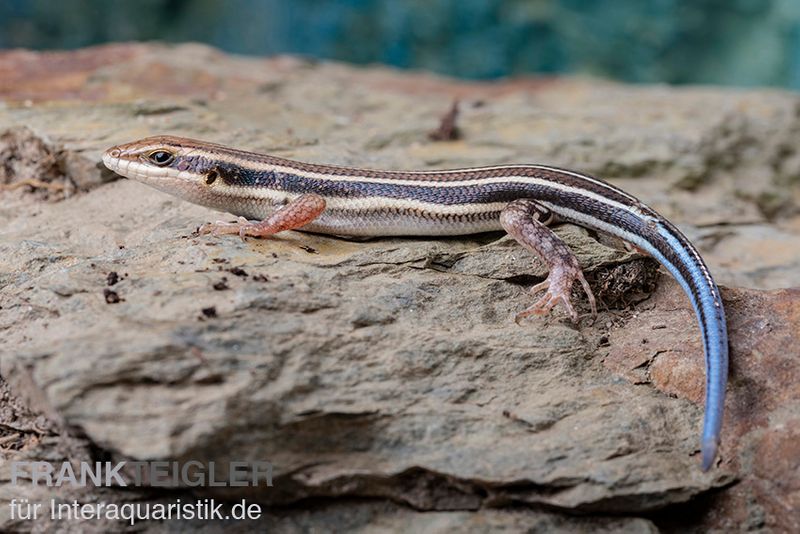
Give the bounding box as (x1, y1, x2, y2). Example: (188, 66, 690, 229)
(500, 198, 597, 323)
(199, 193, 326, 239)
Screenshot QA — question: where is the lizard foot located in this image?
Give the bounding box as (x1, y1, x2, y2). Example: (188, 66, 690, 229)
(198, 217, 254, 240)
(515, 266, 597, 324)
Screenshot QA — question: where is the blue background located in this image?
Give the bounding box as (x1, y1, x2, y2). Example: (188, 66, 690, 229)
(2, 0, 799, 88)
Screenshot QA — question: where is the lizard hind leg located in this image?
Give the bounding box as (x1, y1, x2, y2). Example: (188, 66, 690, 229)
(500, 199, 597, 324)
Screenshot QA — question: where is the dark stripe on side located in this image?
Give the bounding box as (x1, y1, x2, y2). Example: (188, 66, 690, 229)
(215, 168, 645, 209)
(161, 136, 638, 206)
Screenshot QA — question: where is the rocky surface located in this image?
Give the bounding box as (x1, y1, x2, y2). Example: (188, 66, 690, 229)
(0, 43, 798, 532)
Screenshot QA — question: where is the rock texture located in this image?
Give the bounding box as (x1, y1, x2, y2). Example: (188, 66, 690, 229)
(0, 43, 799, 532)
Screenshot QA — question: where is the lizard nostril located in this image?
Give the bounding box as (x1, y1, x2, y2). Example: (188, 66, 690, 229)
(107, 148, 121, 158)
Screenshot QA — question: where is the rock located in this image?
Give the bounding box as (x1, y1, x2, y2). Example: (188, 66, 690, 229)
(190, 500, 660, 533)
(1, 43, 799, 532)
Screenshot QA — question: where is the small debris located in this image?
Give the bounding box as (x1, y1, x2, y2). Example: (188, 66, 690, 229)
(228, 266, 248, 277)
(252, 274, 269, 283)
(299, 245, 318, 254)
(133, 103, 188, 116)
(201, 306, 217, 318)
(0, 127, 75, 201)
(103, 289, 122, 304)
(592, 258, 660, 309)
(428, 100, 460, 141)
(212, 258, 228, 264)
(106, 271, 120, 286)
(212, 277, 229, 291)
(0, 178, 65, 193)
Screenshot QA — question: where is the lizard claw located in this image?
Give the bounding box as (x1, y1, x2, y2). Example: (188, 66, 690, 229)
(199, 217, 252, 237)
(515, 267, 596, 324)
(238, 222, 251, 241)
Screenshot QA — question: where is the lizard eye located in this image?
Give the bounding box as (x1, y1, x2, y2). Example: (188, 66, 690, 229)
(148, 150, 174, 166)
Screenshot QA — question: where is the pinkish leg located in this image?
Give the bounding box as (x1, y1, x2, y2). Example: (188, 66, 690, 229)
(500, 199, 597, 323)
(199, 194, 326, 239)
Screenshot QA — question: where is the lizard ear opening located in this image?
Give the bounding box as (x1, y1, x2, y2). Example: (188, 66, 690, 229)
(205, 169, 219, 185)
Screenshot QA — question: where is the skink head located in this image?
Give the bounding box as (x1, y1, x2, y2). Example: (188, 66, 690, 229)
(104, 135, 200, 183)
(102, 135, 236, 208)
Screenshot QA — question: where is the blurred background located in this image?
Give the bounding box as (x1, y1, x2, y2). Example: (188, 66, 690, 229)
(2, 0, 800, 88)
